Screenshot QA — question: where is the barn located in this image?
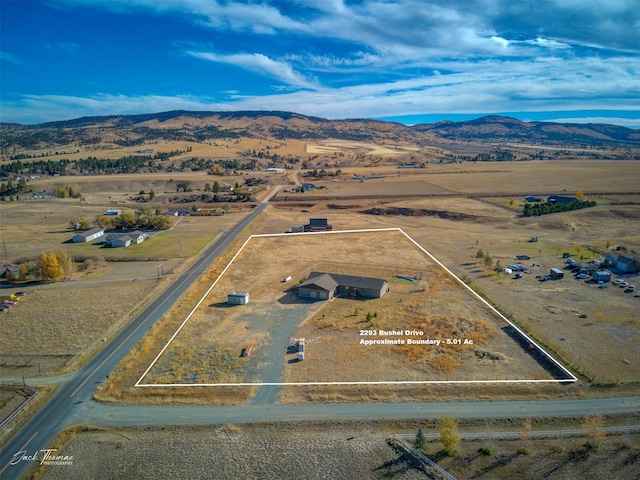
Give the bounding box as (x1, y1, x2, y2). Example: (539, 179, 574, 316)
(297, 271, 388, 300)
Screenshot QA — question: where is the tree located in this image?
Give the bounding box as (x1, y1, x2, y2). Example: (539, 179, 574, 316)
(213, 181, 221, 193)
(476, 249, 485, 259)
(57, 250, 74, 280)
(204, 183, 211, 192)
(439, 418, 460, 457)
(483, 254, 493, 268)
(414, 427, 426, 452)
(582, 413, 605, 449)
(38, 252, 63, 281)
(149, 190, 155, 200)
(519, 418, 532, 453)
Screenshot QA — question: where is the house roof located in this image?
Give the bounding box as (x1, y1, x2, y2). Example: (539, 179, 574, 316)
(300, 271, 387, 292)
(75, 227, 104, 238)
(298, 273, 338, 292)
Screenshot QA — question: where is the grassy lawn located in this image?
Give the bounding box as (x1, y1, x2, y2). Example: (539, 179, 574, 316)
(66, 230, 218, 259)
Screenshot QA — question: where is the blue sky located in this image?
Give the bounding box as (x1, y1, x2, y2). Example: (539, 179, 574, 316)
(1, 0, 639, 126)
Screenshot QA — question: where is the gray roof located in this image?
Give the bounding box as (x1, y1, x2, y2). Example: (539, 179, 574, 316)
(299, 271, 387, 292)
(75, 227, 104, 238)
(298, 273, 338, 292)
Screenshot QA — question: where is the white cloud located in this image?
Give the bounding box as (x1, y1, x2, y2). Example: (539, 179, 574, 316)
(0, 51, 27, 65)
(187, 51, 318, 90)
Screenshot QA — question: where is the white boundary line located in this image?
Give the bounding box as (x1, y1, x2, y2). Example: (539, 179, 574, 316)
(136, 228, 576, 387)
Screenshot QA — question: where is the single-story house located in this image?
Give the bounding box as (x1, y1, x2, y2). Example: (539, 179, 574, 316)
(297, 271, 388, 300)
(605, 253, 640, 273)
(302, 183, 316, 191)
(525, 196, 542, 203)
(0, 264, 20, 279)
(110, 236, 132, 248)
(105, 231, 146, 248)
(72, 228, 105, 243)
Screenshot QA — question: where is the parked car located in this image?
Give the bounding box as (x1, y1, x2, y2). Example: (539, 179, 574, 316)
(514, 273, 523, 279)
(516, 255, 531, 260)
(576, 273, 590, 279)
(598, 284, 609, 289)
(634, 291, 640, 297)
(613, 279, 623, 285)
(619, 282, 629, 288)
(625, 285, 636, 292)
(14, 291, 26, 296)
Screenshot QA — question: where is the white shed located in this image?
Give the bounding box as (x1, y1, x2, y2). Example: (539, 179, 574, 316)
(227, 291, 249, 305)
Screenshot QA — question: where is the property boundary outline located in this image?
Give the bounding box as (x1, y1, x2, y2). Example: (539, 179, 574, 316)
(136, 228, 577, 387)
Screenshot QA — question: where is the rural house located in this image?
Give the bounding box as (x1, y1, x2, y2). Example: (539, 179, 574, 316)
(605, 253, 640, 274)
(297, 271, 388, 300)
(72, 227, 105, 243)
(105, 231, 146, 248)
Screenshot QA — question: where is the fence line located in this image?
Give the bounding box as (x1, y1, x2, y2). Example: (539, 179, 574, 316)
(395, 434, 457, 480)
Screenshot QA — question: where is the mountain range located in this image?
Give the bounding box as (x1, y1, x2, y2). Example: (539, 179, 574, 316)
(1, 111, 639, 149)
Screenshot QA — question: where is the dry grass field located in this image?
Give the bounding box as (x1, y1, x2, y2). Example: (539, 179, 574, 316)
(140, 230, 553, 384)
(2, 159, 639, 395)
(32, 420, 640, 480)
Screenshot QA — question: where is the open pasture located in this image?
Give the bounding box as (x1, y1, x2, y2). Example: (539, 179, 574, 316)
(299, 160, 640, 198)
(136, 229, 564, 401)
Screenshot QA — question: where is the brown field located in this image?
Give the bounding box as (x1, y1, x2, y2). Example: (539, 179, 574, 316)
(2, 159, 639, 394)
(287, 160, 640, 197)
(138, 231, 557, 391)
(33, 420, 640, 480)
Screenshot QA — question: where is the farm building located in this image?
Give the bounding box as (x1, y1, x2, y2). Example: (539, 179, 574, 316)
(302, 183, 316, 191)
(104, 209, 121, 216)
(592, 270, 612, 282)
(72, 228, 105, 243)
(605, 253, 640, 274)
(303, 218, 332, 232)
(549, 268, 564, 279)
(524, 196, 542, 202)
(228, 291, 249, 305)
(547, 195, 578, 205)
(297, 271, 388, 300)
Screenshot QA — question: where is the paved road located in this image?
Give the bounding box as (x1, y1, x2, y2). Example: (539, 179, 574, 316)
(0, 199, 270, 480)
(2, 186, 640, 479)
(75, 395, 640, 427)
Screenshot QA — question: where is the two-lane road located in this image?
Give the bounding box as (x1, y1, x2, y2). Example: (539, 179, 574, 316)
(1, 200, 269, 480)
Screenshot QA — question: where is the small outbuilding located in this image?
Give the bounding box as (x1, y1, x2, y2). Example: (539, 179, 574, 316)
(549, 268, 564, 280)
(228, 291, 249, 305)
(592, 270, 612, 283)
